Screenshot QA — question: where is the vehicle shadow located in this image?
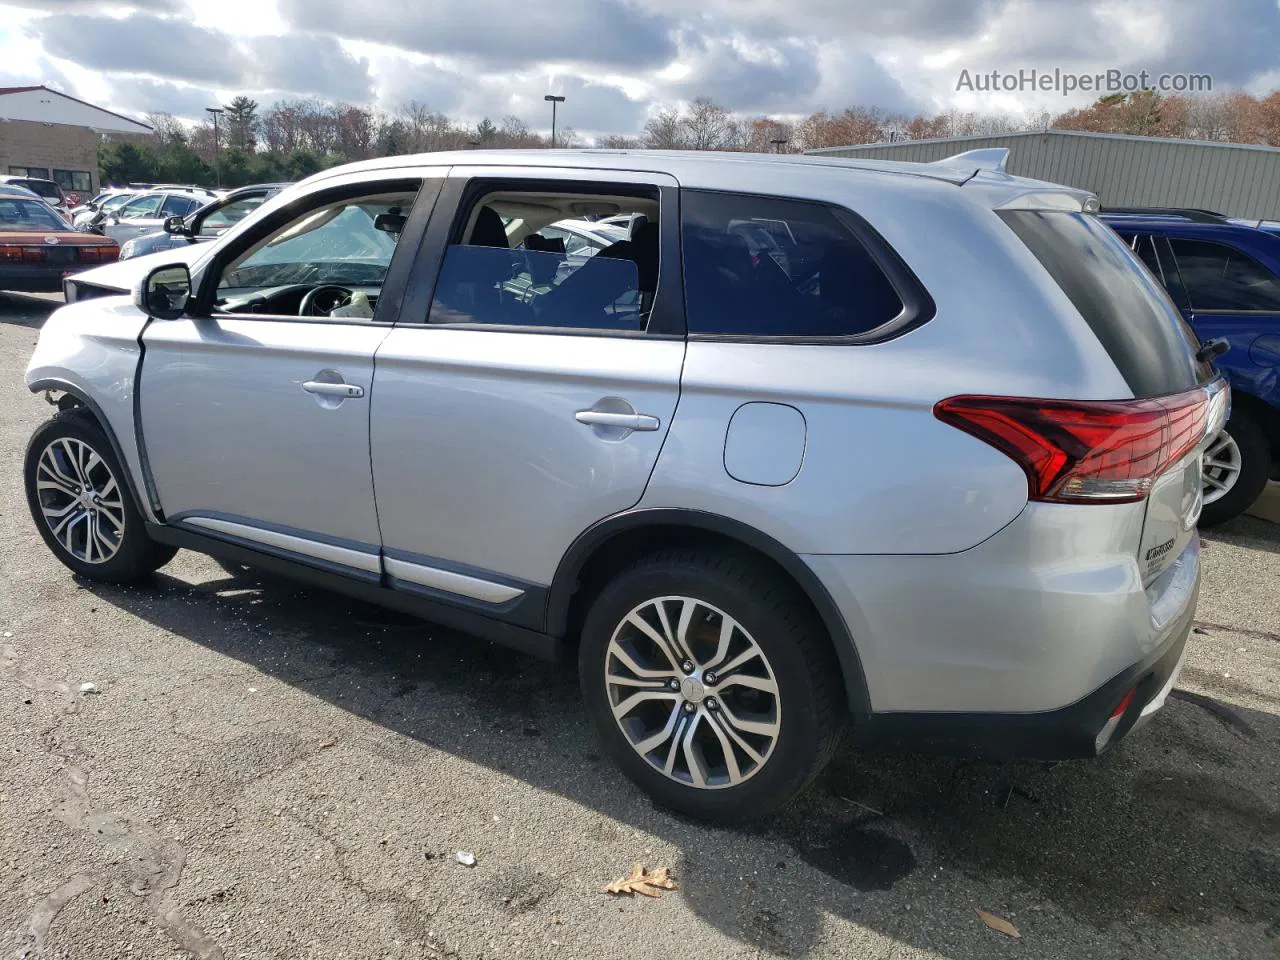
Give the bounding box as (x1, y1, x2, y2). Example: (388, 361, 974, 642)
(88, 567, 1280, 957)
(0, 292, 60, 328)
(1203, 510, 1280, 557)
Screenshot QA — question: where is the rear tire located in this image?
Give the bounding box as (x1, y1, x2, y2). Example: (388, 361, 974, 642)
(579, 548, 844, 822)
(1199, 413, 1270, 527)
(24, 413, 176, 582)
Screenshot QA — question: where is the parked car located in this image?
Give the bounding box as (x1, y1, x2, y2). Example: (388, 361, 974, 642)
(24, 149, 1223, 821)
(95, 189, 208, 244)
(70, 189, 139, 228)
(118, 183, 292, 261)
(1102, 208, 1280, 525)
(0, 189, 118, 292)
(0, 175, 68, 215)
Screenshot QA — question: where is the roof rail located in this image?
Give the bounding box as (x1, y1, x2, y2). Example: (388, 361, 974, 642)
(1100, 206, 1228, 223)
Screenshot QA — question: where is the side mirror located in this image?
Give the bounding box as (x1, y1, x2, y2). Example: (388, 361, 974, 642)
(134, 264, 191, 320)
(162, 215, 188, 236)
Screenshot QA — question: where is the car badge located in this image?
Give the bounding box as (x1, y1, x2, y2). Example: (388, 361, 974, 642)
(44, 236, 59, 245)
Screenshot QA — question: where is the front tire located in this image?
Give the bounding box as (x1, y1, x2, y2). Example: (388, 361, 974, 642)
(1199, 413, 1270, 527)
(579, 548, 844, 822)
(24, 413, 176, 582)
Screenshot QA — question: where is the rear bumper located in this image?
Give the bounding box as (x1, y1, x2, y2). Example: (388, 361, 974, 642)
(850, 598, 1195, 760)
(0, 264, 71, 292)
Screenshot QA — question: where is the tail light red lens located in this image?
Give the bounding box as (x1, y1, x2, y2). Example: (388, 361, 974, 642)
(78, 245, 119, 263)
(934, 385, 1219, 504)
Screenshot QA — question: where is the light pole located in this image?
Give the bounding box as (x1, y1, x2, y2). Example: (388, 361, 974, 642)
(770, 137, 788, 154)
(205, 106, 224, 188)
(544, 95, 565, 148)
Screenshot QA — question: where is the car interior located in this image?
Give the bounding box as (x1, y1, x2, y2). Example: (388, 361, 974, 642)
(212, 189, 419, 318)
(429, 190, 660, 330)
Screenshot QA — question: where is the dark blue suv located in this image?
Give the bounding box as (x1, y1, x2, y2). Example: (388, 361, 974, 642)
(1101, 209, 1280, 525)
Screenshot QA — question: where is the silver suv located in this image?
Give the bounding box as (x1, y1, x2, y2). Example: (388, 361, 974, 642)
(23, 149, 1226, 821)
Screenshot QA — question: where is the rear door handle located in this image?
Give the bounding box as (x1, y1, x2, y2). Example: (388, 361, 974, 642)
(575, 410, 660, 431)
(303, 380, 365, 399)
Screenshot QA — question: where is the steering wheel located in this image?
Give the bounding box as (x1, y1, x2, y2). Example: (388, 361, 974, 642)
(299, 285, 354, 317)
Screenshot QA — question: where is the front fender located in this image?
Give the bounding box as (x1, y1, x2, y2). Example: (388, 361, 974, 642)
(26, 297, 158, 521)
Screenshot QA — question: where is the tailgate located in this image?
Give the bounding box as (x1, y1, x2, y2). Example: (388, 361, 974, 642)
(1140, 382, 1229, 582)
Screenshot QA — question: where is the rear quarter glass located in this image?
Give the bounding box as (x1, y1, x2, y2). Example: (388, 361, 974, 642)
(998, 211, 1212, 397)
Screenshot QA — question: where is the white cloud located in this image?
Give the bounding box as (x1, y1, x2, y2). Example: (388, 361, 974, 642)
(0, 0, 1276, 137)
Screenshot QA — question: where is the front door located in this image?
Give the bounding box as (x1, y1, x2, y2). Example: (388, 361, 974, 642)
(139, 175, 432, 578)
(369, 168, 684, 613)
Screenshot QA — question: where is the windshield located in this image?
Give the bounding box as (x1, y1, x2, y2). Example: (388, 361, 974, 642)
(218, 196, 410, 292)
(101, 194, 134, 212)
(0, 197, 70, 232)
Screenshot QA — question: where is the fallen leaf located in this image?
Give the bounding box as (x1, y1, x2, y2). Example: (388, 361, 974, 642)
(976, 909, 1021, 939)
(603, 862, 678, 898)
(318, 740, 337, 749)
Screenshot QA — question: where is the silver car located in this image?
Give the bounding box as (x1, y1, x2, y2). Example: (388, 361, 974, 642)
(22, 149, 1225, 821)
(99, 189, 209, 244)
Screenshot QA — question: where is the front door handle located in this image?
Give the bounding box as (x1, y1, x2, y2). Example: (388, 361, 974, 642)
(303, 380, 365, 399)
(575, 410, 660, 431)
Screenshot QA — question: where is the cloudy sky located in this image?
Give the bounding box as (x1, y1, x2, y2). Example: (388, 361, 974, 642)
(0, 0, 1277, 137)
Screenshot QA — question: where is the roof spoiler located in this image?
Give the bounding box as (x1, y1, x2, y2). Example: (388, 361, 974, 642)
(928, 148, 1010, 177)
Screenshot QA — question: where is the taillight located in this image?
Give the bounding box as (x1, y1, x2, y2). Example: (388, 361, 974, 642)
(0, 245, 22, 262)
(934, 386, 1215, 504)
(79, 245, 119, 263)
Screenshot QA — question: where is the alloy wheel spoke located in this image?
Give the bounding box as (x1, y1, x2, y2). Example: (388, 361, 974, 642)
(674, 599, 699, 665)
(625, 610, 683, 672)
(680, 713, 708, 788)
(705, 615, 737, 672)
(663, 714, 690, 775)
(97, 476, 119, 502)
(715, 645, 763, 677)
(41, 500, 82, 519)
(609, 639, 672, 680)
(36, 468, 77, 497)
(40, 452, 79, 489)
(703, 708, 743, 783)
(38, 438, 122, 564)
(632, 703, 683, 756)
(96, 507, 125, 534)
(611, 689, 679, 721)
(716, 672, 779, 695)
(59, 439, 88, 485)
(89, 514, 116, 560)
(605, 670, 671, 689)
(718, 699, 781, 739)
(708, 709, 764, 765)
(654, 600, 695, 666)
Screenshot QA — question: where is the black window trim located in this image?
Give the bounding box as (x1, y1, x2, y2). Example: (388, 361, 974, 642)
(398, 175, 687, 339)
(52, 168, 93, 193)
(1165, 235, 1280, 316)
(188, 175, 441, 326)
(680, 187, 936, 345)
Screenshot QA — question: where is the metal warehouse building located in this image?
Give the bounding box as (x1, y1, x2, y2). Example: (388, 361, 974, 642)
(809, 130, 1280, 221)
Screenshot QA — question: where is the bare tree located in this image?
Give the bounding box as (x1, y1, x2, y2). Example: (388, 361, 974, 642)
(643, 108, 684, 149)
(597, 134, 643, 149)
(681, 97, 740, 150)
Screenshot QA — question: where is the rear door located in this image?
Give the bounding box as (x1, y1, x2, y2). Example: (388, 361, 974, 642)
(369, 167, 684, 616)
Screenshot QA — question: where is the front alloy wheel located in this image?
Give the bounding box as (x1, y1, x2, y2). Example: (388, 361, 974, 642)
(34, 436, 126, 563)
(606, 596, 781, 789)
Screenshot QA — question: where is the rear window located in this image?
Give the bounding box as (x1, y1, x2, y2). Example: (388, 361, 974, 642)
(682, 191, 909, 339)
(999, 211, 1209, 396)
(18, 179, 62, 202)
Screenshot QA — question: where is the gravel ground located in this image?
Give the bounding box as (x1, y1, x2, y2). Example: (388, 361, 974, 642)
(1, 291, 1277, 960)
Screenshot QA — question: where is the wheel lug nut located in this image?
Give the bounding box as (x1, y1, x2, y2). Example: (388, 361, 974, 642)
(680, 660, 695, 674)
(706, 697, 718, 711)
(682, 701, 696, 714)
(668, 678, 680, 691)
(704, 671, 717, 685)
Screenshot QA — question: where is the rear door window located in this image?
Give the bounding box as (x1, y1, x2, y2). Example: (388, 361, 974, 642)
(999, 211, 1209, 396)
(681, 191, 910, 338)
(1167, 237, 1280, 312)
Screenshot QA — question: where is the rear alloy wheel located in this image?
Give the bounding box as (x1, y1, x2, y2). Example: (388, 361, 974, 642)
(604, 596, 781, 789)
(24, 413, 176, 582)
(580, 548, 843, 821)
(1198, 414, 1271, 527)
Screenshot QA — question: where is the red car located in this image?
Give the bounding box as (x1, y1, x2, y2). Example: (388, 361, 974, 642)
(0, 189, 118, 293)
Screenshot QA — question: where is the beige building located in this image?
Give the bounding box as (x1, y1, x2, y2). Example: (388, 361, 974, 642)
(0, 85, 152, 204)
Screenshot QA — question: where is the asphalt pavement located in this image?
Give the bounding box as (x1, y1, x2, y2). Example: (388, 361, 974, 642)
(1, 291, 1277, 959)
